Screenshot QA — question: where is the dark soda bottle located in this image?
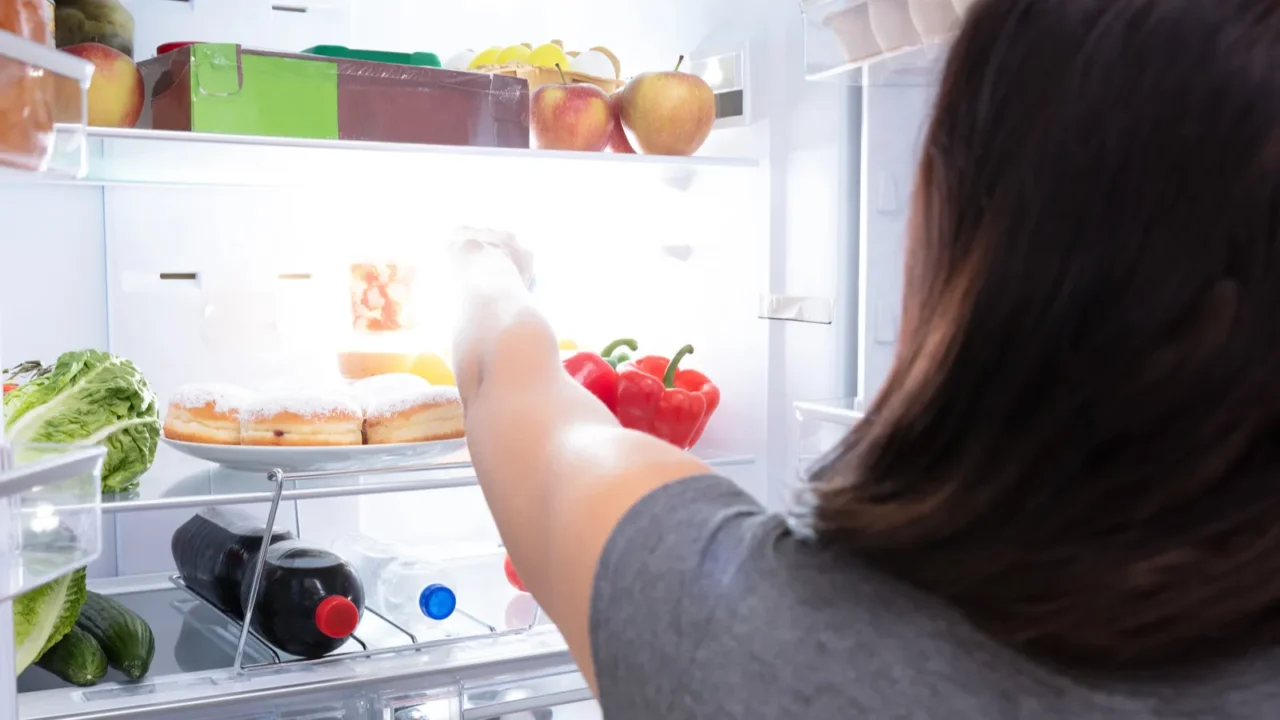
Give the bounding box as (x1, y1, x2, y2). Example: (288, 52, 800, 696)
(240, 539, 365, 659)
(171, 507, 294, 615)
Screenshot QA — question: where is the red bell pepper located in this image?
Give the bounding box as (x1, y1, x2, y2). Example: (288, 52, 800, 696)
(616, 345, 721, 449)
(562, 338, 638, 414)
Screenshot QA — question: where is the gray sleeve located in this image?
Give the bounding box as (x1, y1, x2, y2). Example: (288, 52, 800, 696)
(588, 474, 801, 719)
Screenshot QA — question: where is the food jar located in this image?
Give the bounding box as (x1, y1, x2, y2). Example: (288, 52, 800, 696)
(868, 0, 922, 55)
(823, 1, 882, 64)
(0, 0, 56, 170)
(53, 0, 134, 58)
(908, 0, 960, 43)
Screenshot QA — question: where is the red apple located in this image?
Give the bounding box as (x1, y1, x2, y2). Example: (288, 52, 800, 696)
(530, 66, 614, 152)
(607, 91, 635, 154)
(619, 56, 715, 156)
(63, 43, 143, 129)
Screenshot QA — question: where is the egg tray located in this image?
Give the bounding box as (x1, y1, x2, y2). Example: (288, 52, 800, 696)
(475, 63, 624, 94)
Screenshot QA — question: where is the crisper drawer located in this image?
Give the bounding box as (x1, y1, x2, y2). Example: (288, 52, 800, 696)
(794, 397, 864, 478)
(377, 667, 595, 720)
(0, 444, 105, 601)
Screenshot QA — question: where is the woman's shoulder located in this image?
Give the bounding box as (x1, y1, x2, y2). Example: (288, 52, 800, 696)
(589, 474, 1280, 719)
(589, 473, 998, 716)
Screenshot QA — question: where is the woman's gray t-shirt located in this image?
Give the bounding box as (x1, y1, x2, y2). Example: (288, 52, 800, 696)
(589, 475, 1280, 719)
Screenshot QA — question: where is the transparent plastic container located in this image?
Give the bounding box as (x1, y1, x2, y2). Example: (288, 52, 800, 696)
(0, 23, 93, 176)
(794, 397, 864, 479)
(0, 443, 105, 601)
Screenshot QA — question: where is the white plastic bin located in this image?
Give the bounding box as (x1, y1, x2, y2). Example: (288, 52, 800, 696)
(0, 444, 105, 601)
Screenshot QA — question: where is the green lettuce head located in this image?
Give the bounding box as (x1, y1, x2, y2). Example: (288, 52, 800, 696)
(14, 569, 87, 674)
(4, 350, 160, 494)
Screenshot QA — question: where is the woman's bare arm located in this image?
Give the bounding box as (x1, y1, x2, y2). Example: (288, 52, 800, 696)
(450, 235, 709, 691)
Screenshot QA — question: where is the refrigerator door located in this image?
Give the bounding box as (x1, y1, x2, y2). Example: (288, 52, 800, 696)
(856, 47, 943, 402)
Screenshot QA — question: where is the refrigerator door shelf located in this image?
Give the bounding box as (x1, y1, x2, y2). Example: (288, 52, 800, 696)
(794, 397, 865, 478)
(0, 444, 105, 602)
(801, 0, 956, 84)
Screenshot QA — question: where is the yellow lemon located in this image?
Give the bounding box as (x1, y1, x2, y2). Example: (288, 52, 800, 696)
(527, 43, 570, 70)
(410, 352, 457, 386)
(558, 338, 579, 351)
(467, 46, 503, 69)
(495, 44, 532, 65)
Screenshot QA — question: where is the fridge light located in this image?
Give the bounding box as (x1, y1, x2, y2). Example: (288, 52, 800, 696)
(702, 61, 725, 89)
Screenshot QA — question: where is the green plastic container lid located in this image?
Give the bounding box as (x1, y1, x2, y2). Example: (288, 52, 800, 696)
(301, 45, 441, 68)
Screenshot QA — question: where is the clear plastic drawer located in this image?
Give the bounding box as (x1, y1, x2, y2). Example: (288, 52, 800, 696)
(794, 397, 864, 478)
(0, 443, 105, 601)
(0, 27, 93, 177)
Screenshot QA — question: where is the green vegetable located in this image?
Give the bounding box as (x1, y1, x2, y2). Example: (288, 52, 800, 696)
(14, 569, 88, 674)
(4, 350, 160, 493)
(76, 591, 155, 679)
(35, 626, 108, 687)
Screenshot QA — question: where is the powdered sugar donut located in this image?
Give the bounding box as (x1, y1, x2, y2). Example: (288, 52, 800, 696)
(164, 383, 256, 445)
(353, 374, 464, 445)
(240, 393, 364, 447)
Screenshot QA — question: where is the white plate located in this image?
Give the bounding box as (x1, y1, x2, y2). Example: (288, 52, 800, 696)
(162, 437, 469, 474)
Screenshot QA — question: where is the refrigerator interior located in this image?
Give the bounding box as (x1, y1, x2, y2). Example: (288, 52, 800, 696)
(0, 0, 948, 717)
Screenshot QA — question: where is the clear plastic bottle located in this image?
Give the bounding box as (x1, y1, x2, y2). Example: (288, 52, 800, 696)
(337, 534, 458, 639)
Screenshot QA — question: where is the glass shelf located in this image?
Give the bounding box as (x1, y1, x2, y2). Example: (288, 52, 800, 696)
(0, 29, 93, 178)
(101, 445, 756, 514)
(801, 0, 959, 85)
(19, 573, 576, 720)
(0, 127, 759, 188)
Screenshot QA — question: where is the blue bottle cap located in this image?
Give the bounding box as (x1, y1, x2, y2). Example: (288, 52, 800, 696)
(418, 583, 457, 620)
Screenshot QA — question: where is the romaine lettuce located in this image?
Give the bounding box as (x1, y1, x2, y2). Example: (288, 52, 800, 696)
(4, 349, 160, 493)
(14, 569, 87, 674)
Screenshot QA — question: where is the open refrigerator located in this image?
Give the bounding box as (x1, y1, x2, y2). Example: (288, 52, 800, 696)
(0, 0, 954, 717)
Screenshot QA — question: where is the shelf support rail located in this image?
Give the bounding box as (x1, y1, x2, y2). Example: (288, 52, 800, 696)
(222, 462, 545, 673)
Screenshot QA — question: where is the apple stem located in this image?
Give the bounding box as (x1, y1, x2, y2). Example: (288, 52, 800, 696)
(674, 55, 685, 72)
(555, 63, 567, 84)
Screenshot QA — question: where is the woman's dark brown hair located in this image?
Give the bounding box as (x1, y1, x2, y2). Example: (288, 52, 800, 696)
(806, 0, 1280, 669)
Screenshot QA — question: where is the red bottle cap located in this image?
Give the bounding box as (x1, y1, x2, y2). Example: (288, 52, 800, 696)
(314, 596, 360, 639)
(156, 42, 196, 56)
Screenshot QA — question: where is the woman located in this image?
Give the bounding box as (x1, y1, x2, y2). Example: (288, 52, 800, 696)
(452, 0, 1280, 716)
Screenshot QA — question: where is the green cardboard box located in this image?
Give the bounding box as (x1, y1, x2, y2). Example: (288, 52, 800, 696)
(138, 43, 530, 147)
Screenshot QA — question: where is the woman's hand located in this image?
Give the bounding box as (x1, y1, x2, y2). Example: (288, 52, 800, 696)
(448, 227, 539, 403)
(450, 226, 535, 290)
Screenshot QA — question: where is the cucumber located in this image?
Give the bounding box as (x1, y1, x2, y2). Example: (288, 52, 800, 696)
(36, 626, 108, 687)
(75, 591, 155, 680)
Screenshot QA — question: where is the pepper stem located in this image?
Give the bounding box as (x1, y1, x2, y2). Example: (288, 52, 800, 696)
(555, 63, 568, 84)
(674, 55, 685, 73)
(662, 345, 695, 388)
(600, 338, 639, 357)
